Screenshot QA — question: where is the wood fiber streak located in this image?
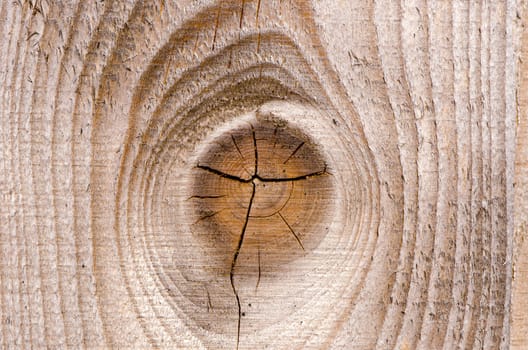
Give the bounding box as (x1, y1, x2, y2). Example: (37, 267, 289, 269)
(0, 0, 521, 349)
(512, 2, 528, 349)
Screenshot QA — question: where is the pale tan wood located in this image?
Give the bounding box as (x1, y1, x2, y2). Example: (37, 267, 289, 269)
(511, 1, 528, 349)
(0, 0, 521, 349)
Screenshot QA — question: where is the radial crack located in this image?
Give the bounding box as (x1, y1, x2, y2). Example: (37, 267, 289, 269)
(196, 164, 251, 183)
(230, 182, 256, 350)
(194, 210, 222, 224)
(187, 194, 226, 200)
(278, 212, 304, 250)
(254, 167, 328, 182)
(231, 135, 245, 160)
(198, 164, 328, 183)
(231, 134, 252, 176)
(283, 141, 305, 164)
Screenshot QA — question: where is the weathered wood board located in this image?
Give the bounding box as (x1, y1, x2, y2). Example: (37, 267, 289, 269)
(0, 0, 524, 349)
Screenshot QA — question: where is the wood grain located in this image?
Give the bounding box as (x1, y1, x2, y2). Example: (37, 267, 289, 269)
(0, 0, 521, 349)
(511, 1, 528, 349)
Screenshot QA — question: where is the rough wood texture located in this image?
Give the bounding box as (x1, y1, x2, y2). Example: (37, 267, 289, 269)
(0, 0, 522, 349)
(511, 2, 528, 349)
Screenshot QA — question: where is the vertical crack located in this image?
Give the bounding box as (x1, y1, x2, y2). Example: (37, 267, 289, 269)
(272, 127, 279, 149)
(255, 0, 261, 26)
(230, 181, 256, 350)
(256, 246, 261, 291)
(212, 5, 221, 50)
(206, 288, 213, 312)
(251, 124, 258, 175)
(255, 0, 262, 52)
(239, 0, 245, 29)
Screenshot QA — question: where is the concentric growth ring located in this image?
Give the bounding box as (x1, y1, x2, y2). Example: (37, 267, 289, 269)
(191, 119, 332, 267)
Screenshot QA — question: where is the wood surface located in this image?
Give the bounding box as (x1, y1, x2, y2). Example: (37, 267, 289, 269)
(0, 0, 523, 349)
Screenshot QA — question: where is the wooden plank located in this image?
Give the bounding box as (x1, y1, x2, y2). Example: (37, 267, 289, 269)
(0, 0, 519, 348)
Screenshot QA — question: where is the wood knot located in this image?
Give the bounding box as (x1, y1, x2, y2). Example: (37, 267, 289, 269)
(189, 118, 333, 275)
